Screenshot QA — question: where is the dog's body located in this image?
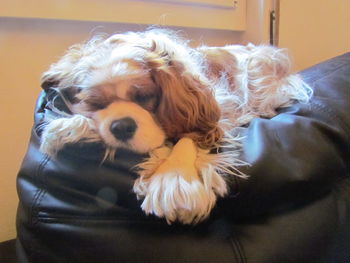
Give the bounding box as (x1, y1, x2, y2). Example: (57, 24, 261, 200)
(40, 29, 312, 224)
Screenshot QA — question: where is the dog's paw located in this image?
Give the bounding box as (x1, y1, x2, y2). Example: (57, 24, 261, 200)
(40, 115, 100, 156)
(133, 145, 172, 198)
(134, 138, 224, 224)
(140, 167, 217, 224)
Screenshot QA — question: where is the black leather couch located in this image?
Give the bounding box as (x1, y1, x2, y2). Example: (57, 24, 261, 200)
(15, 53, 350, 263)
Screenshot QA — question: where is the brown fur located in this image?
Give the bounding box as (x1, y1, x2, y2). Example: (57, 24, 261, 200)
(149, 58, 223, 148)
(200, 48, 239, 90)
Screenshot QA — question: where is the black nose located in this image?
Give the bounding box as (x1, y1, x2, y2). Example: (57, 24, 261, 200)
(110, 118, 137, 141)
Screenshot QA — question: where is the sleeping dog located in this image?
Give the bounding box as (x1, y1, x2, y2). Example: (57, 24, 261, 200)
(39, 29, 312, 224)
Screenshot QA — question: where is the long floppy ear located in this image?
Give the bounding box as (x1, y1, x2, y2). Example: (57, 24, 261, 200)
(147, 52, 223, 149)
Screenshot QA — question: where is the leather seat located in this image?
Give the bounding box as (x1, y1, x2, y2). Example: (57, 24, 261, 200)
(16, 53, 350, 263)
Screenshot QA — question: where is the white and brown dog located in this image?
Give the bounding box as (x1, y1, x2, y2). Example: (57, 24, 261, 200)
(39, 29, 312, 224)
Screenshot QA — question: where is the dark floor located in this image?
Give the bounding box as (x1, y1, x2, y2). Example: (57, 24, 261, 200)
(0, 239, 17, 263)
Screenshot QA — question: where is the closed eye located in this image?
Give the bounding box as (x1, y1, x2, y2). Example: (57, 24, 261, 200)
(134, 93, 154, 104)
(87, 102, 107, 111)
(133, 92, 158, 111)
(84, 97, 110, 111)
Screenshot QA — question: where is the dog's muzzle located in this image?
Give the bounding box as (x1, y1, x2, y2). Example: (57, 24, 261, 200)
(110, 117, 137, 141)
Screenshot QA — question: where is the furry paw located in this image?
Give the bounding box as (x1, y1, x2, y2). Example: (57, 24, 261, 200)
(139, 167, 217, 224)
(134, 138, 227, 224)
(40, 115, 100, 156)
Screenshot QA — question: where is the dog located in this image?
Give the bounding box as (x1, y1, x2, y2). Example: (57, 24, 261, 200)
(39, 29, 312, 224)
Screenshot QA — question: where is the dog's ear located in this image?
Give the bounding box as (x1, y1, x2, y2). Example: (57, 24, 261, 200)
(59, 86, 82, 104)
(41, 79, 59, 90)
(147, 52, 223, 149)
(41, 78, 82, 105)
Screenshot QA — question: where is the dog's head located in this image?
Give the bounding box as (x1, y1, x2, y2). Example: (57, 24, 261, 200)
(41, 30, 223, 154)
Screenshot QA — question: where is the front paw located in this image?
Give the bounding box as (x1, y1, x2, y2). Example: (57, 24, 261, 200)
(140, 166, 217, 224)
(40, 115, 99, 156)
(134, 138, 221, 224)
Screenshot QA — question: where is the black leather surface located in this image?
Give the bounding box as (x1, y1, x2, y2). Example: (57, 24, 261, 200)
(16, 53, 350, 263)
(0, 239, 16, 263)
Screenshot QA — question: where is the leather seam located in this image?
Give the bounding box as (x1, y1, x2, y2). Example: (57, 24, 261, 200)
(303, 60, 350, 84)
(310, 99, 350, 139)
(30, 155, 50, 226)
(229, 236, 247, 263)
(35, 216, 162, 223)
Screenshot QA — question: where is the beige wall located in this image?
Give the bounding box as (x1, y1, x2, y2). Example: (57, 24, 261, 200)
(279, 0, 350, 70)
(1, 0, 247, 31)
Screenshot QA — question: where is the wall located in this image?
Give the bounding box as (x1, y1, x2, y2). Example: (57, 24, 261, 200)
(279, 0, 350, 70)
(1, 0, 246, 31)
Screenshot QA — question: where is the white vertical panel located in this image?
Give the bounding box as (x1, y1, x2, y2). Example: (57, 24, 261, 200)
(0, 0, 246, 31)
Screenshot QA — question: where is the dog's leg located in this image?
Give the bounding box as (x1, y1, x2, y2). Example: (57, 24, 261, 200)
(134, 138, 227, 224)
(40, 115, 100, 157)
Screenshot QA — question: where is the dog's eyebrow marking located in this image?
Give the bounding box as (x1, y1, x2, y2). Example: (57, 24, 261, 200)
(128, 84, 160, 112)
(115, 81, 131, 100)
(84, 95, 113, 111)
(82, 85, 119, 111)
(60, 86, 83, 104)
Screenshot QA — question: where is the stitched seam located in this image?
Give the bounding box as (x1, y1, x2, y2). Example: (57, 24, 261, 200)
(29, 158, 44, 226)
(303, 60, 350, 83)
(35, 217, 163, 224)
(310, 100, 350, 139)
(229, 237, 241, 263)
(30, 155, 50, 226)
(229, 236, 246, 263)
(236, 237, 247, 263)
(310, 100, 350, 175)
(27, 155, 49, 261)
(35, 211, 165, 223)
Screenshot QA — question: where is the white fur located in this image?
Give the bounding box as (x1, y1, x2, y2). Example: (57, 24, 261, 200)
(134, 138, 221, 224)
(40, 114, 100, 156)
(133, 137, 248, 224)
(212, 44, 312, 129)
